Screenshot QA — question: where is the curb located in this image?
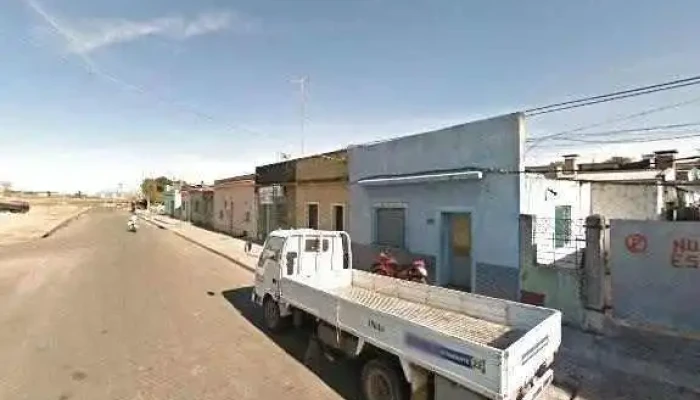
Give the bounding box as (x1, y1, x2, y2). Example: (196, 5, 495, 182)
(140, 216, 256, 273)
(41, 207, 92, 239)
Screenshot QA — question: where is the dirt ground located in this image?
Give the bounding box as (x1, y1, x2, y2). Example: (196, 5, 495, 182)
(0, 203, 87, 246)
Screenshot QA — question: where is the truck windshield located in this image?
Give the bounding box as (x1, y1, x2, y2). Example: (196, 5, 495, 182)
(258, 236, 285, 268)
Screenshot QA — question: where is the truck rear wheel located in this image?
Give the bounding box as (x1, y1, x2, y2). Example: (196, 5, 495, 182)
(361, 358, 409, 400)
(263, 296, 285, 332)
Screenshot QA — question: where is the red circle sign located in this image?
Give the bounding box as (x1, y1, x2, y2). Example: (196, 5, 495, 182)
(625, 233, 647, 253)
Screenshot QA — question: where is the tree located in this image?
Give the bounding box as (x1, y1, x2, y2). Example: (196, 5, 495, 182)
(141, 178, 159, 204)
(140, 176, 174, 204)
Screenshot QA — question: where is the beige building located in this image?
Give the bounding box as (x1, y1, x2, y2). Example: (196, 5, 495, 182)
(255, 149, 349, 239)
(213, 174, 256, 238)
(295, 150, 349, 231)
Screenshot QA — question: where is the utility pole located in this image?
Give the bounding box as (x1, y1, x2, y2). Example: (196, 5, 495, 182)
(291, 76, 309, 156)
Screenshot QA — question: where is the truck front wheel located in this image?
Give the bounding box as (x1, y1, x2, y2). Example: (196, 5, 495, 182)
(263, 296, 285, 332)
(361, 358, 409, 400)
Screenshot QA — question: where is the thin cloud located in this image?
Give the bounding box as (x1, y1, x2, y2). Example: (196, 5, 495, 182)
(24, 0, 254, 55)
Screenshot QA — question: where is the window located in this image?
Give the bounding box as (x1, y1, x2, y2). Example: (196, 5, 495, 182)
(245, 211, 251, 222)
(554, 205, 572, 248)
(307, 203, 319, 229)
(194, 200, 200, 213)
(219, 210, 224, 220)
(258, 236, 285, 268)
(375, 207, 405, 248)
(224, 200, 228, 209)
(304, 237, 330, 252)
(332, 205, 345, 231)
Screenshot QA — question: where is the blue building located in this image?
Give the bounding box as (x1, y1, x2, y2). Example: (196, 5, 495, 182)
(348, 113, 524, 300)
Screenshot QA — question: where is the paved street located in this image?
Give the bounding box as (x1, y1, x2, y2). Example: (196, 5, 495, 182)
(2, 208, 698, 400)
(0, 209, 351, 400)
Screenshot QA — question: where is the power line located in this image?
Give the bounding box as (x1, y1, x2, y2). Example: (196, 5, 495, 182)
(524, 74, 700, 116)
(526, 94, 700, 153)
(551, 131, 700, 145)
(525, 122, 700, 142)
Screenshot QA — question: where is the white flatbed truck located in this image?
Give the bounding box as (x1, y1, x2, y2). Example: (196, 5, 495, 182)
(252, 229, 561, 400)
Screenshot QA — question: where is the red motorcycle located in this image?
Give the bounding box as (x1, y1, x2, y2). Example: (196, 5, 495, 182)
(371, 250, 428, 284)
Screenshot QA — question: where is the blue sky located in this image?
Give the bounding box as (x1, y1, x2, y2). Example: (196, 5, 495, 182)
(2, 0, 700, 192)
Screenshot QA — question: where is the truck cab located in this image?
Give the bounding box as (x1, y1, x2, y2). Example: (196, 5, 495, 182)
(252, 229, 351, 322)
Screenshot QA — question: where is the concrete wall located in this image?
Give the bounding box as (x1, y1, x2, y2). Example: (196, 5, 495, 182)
(294, 150, 349, 231)
(213, 181, 256, 238)
(295, 150, 347, 181)
(163, 191, 182, 218)
(189, 191, 214, 228)
(519, 214, 587, 326)
(295, 182, 348, 230)
(610, 220, 700, 335)
(349, 113, 524, 299)
(591, 183, 659, 220)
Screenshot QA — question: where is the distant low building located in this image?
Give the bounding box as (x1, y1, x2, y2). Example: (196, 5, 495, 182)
(213, 174, 256, 239)
(188, 185, 214, 228)
(255, 150, 349, 241)
(163, 182, 184, 218)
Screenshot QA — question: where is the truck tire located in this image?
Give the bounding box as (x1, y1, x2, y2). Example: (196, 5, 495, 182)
(263, 296, 286, 332)
(361, 358, 409, 400)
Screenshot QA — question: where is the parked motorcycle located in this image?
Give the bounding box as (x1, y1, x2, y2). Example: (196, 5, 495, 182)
(371, 250, 428, 284)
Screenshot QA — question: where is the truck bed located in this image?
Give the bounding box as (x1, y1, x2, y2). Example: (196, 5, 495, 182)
(331, 285, 524, 349)
(280, 269, 561, 400)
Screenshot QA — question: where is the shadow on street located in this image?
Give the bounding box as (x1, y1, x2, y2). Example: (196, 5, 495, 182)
(221, 286, 361, 400)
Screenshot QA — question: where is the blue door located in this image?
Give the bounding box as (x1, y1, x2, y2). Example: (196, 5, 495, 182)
(441, 212, 473, 291)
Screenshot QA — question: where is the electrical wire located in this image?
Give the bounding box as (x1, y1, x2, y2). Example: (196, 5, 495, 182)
(526, 94, 700, 153)
(525, 122, 700, 142)
(524, 75, 700, 116)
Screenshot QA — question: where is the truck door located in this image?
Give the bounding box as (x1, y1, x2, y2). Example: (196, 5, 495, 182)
(257, 236, 286, 299)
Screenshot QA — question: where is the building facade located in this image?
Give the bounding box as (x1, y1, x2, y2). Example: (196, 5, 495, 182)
(163, 183, 183, 218)
(294, 150, 349, 231)
(213, 174, 257, 239)
(349, 113, 525, 300)
(188, 187, 214, 228)
(255, 150, 350, 241)
(255, 160, 295, 241)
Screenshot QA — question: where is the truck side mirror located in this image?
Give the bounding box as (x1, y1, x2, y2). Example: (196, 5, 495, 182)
(286, 251, 298, 275)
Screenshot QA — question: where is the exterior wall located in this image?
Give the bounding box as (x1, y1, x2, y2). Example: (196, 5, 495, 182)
(519, 215, 586, 325)
(256, 160, 296, 240)
(180, 191, 191, 221)
(294, 150, 349, 230)
(610, 220, 700, 335)
(189, 191, 214, 228)
(521, 175, 591, 267)
(295, 182, 349, 230)
(163, 190, 182, 218)
(591, 183, 659, 220)
(349, 113, 524, 300)
(212, 180, 256, 238)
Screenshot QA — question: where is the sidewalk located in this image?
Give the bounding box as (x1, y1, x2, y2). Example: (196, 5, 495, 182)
(140, 213, 261, 272)
(141, 212, 700, 399)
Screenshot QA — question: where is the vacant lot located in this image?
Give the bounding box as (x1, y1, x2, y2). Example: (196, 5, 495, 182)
(0, 203, 87, 246)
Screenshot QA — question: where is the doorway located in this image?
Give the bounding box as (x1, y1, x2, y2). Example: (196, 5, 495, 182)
(307, 203, 319, 229)
(332, 204, 345, 231)
(441, 212, 473, 291)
